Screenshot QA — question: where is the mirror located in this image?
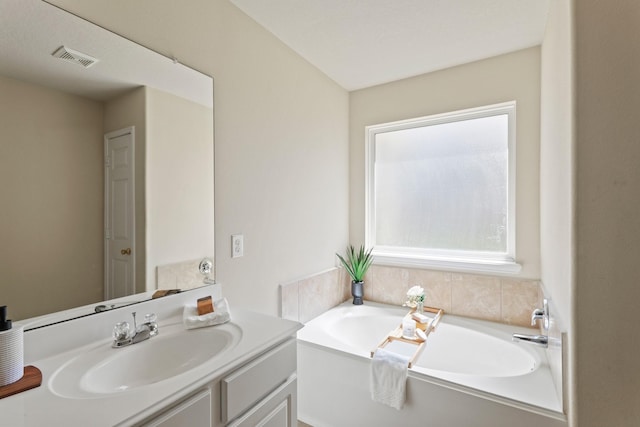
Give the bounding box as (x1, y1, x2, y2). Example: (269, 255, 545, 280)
(0, 0, 214, 323)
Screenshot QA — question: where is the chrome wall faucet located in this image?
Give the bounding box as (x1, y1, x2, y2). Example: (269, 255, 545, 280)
(531, 298, 550, 330)
(512, 333, 548, 347)
(512, 299, 550, 348)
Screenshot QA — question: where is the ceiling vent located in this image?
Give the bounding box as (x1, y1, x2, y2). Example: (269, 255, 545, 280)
(52, 46, 98, 68)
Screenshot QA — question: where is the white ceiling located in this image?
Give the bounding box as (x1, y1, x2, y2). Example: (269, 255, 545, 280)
(0, 0, 212, 107)
(229, 0, 551, 91)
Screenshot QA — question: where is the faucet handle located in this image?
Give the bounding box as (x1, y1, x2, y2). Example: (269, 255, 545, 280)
(531, 299, 550, 330)
(531, 308, 545, 326)
(113, 321, 131, 341)
(144, 313, 159, 336)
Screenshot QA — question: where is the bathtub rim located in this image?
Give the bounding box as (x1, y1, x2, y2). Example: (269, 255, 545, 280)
(296, 300, 566, 422)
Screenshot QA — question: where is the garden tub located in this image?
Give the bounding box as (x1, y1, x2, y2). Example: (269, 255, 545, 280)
(297, 301, 567, 427)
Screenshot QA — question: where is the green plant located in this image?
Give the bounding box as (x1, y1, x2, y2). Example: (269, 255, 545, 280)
(336, 245, 374, 283)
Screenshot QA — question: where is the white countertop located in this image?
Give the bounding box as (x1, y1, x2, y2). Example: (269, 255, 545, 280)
(0, 287, 302, 426)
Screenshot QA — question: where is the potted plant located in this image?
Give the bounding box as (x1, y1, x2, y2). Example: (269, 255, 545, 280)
(336, 245, 374, 305)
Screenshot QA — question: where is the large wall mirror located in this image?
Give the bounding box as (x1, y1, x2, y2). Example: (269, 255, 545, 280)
(0, 0, 215, 323)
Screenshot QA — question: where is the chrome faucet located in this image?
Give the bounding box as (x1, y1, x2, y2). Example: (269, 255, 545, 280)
(112, 312, 158, 348)
(512, 333, 548, 347)
(530, 298, 550, 330)
(512, 299, 549, 348)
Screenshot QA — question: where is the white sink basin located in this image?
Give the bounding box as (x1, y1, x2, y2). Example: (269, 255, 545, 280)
(50, 322, 241, 398)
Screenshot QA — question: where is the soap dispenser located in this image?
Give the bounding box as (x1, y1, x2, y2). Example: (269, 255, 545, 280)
(0, 306, 24, 386)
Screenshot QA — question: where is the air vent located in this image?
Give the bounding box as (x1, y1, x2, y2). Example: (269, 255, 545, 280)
(52, 46, 98, 68)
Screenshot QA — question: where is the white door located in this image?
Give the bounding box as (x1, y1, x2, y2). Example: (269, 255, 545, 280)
(104, 127, 135, 300)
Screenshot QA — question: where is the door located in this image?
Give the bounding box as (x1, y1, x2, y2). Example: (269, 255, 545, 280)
(104, 127, 135, 300)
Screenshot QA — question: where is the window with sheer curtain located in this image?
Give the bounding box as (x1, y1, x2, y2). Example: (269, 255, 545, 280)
(365, 102, 520, 273)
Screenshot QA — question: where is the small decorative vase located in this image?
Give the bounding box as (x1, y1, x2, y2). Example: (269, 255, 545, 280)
(416, 301, 424, 314)
(351, 281, 364, 305)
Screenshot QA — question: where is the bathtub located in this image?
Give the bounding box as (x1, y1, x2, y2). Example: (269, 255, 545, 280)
(297, 301, 567, 427)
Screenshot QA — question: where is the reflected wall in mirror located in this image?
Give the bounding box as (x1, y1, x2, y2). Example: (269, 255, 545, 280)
(0, 0, 214, 322)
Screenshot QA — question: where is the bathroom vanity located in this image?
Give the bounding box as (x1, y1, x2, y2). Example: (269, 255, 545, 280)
(0, 286, 302, 426)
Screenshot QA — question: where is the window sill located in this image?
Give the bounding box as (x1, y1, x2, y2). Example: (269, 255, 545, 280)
(371, 250, 522, 276)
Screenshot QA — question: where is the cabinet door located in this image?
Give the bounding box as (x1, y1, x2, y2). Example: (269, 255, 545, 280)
(221, 339, 296, 423)
(228, 375, 296, 427)
(143, 389, 211, 427)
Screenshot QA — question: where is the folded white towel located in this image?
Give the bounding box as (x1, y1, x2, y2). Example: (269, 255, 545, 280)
(183, 297, 231, 329)
(370, 347, 410, 410)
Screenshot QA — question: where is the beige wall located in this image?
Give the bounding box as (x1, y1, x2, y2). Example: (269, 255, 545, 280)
(349, 47, 542, 279)
(104, 87, 147, 293)
(0, 75, 104, 319)
(145, 87, 214, 291)
(575, 1, 640, 425)
(540, 0, 575, 422)
(209, 3, 349, 315)
(540, 0, 574, 353)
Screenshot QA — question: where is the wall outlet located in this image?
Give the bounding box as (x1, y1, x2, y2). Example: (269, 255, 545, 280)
(231, 234, 244, 258)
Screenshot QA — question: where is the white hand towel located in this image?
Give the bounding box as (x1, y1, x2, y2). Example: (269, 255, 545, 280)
(183, 297, 231, 329)
(370, 347, 410, 410)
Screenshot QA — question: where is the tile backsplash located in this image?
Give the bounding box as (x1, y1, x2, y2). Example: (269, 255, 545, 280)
(280, 264, 541, 328)
(280, 267, 350, 323)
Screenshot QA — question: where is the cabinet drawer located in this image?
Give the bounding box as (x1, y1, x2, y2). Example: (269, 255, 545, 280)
(142, 389, 211, 427)
(221, 339, 296, 423)
(227, 374, 296, 427)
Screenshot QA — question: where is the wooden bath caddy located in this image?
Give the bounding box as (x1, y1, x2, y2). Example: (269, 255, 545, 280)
(370, 306, 444, 368)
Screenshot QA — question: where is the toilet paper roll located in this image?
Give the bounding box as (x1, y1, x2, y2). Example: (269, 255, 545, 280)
(0, 325, 24, 387)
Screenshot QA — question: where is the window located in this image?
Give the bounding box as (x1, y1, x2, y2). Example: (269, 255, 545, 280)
(365, 102, 520, 274)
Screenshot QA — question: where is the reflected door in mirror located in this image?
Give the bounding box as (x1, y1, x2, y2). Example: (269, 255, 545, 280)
(105, 127, 136, 299)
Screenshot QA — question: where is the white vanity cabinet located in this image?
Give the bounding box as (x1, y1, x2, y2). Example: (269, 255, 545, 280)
(221, 338, 297, 426)
(9, 287, 303, 427)
(139, 337, 297, 427)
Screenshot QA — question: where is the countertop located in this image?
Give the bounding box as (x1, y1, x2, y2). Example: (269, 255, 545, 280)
(0, 287, 302, 426)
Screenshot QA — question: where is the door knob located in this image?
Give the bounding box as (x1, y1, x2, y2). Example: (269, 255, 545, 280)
(121, 248, 132, 255)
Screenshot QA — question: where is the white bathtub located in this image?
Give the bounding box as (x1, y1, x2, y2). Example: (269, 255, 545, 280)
(297, 301, 567, 427)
